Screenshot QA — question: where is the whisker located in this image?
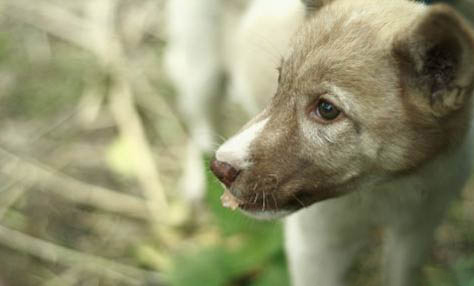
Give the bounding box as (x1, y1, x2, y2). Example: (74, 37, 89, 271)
(215, 134, 227, 144)
(292, 194, 306, 208)
(253, 192, 260, 204)
(248, 32, 285, 63)
(188, 130, 228, 146)
(271, 193, 278, 210)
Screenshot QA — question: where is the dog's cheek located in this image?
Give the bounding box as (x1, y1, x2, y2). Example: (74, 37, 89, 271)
(295, 127, 369, 193)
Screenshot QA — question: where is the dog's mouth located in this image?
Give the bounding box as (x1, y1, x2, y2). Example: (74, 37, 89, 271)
(220, 183, 346, 219)
(220, 187, 305, 215)
(220, 189, 268, 212)
(220, 189, 243, 210)
(221, 188, 296, 220)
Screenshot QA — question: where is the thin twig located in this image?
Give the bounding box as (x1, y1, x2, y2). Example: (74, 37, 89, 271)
(85, 0, 169, 221)
(41, 267, 81, 286)
(0, 224, 165, 285)
(3, 0, 96, 53)
(108, 77, 169, 221)
(0, 182, 29, 221)
(4, 0, 171, 223)
(0, 147, 150, 220)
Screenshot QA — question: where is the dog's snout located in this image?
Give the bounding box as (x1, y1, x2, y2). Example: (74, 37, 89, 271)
(210, 159, 240, 187)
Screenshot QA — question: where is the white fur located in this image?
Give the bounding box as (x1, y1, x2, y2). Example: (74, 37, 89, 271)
(166, 1, 473, 286)
(243, 209, 292, 220)
(216, 118, 269, 169)
(164, 0, 224, 201)
(179, 141, 207, 201)
(228, 0, 305, 113)
(165, 0, 303, 201)
(327, 84, 354, 113)
(165, 0, 223, 152)
(285, 125, 474, 286)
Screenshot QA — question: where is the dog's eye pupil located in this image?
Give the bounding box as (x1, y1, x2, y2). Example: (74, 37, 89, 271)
(317, 100, 340, 120)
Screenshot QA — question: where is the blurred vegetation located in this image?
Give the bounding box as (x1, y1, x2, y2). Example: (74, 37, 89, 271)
(169, 164, 288, 286)
(0, 0, 471, 286)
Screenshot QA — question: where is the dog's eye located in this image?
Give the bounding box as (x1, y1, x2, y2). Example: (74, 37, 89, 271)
(314, 100, 341, 121)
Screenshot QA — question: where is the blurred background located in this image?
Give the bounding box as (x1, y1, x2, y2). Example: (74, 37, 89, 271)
(0, 0, 473, 285)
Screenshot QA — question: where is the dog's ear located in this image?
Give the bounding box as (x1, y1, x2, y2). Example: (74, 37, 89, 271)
(393, 4, 474, 117)
(301, 0, 334, 13)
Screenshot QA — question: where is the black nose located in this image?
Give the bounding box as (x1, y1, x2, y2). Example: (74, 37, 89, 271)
(210, 159, 240, 188)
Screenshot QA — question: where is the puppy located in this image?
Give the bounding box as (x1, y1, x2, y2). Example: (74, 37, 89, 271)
(210, 0, 474, 285)
(164, 0, 306, 201)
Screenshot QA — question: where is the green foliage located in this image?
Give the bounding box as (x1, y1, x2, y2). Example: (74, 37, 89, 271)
(425, 266, 458, 286)
(169, 158, 289, 286)
(455, 257, 474, 286)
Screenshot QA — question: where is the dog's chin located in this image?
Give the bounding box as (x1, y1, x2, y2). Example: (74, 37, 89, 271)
(240, 209, 293, 220)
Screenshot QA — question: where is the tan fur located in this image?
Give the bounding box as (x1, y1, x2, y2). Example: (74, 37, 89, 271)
(215, 0, 474, 214)
(212, 1, 474, 285)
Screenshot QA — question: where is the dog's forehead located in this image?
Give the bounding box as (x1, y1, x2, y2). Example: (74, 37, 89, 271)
(280, 27, 388, 103)
(289, 18, 385, 73)
(276, 0, 427, 108)
(269, 1, 428, 126)
(284, 0, 425, 77)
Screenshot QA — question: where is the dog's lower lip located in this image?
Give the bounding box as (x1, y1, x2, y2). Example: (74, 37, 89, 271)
(238, 202, 259, 211)
(220, 191, 263, 211)
(220, 189, 242, 210)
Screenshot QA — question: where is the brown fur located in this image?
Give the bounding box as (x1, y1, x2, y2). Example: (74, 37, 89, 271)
(219, 0, 474, 213)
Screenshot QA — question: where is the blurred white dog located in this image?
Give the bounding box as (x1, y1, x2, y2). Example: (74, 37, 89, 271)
(165, 1, 474, 286)
(164, 0, 307, 201)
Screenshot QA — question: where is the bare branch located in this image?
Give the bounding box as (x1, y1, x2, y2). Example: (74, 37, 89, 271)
(0, 224, 165, 285)
(109, 77, 169, 221)
(0, 181, 29, 220)
(0, 148, 150, 220)
(4, 0, 172, 222)
(3, 0, 96, 53)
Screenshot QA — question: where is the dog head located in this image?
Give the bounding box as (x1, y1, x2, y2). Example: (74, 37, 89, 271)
(211, 0, 474, 219)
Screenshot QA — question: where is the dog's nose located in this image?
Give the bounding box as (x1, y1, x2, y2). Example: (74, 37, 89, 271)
(210, 159, 240, 187)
